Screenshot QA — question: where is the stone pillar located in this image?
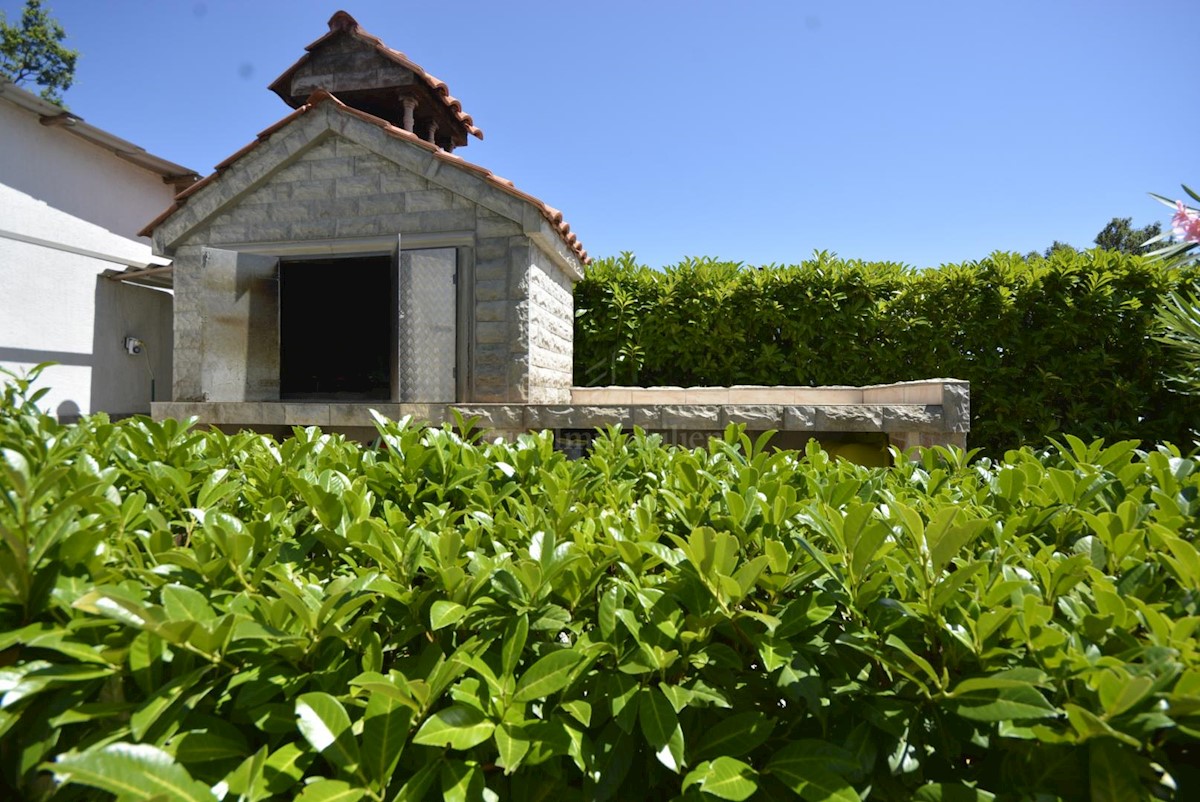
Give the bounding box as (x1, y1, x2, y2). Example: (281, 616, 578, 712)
(426, 120, 438, 145)
(401, 97, 417, 133)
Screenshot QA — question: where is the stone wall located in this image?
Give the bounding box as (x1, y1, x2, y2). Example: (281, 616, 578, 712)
(527, 245, 574, 403)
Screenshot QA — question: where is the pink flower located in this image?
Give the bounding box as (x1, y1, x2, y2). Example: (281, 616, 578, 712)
(1172, 200, 1200, 243)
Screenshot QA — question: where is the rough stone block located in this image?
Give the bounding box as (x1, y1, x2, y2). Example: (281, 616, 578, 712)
(475, 237, 508, 262)
(245, 222, 290, 242)
(783, 405, 817, 430)
(449, 404, 525, 430)
(630, 406, 661, 429)
(525, 406, 630, 429)
(881, 404, 944, 432)
(660, 405, 721, 429)
(815, 405, 884, 432)
(722, 405, 784, 428)
(328, 404, 376, 427)
(406, 209, 475, 234)
(943, 382, 970, 432)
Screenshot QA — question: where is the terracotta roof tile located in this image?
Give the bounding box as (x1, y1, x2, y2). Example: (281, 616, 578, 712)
(140, 90, 588, 265)
(268, 10, 482, 141)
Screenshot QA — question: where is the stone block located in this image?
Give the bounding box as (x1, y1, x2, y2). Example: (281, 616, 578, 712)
(728, 386, 797, 404)
(815, 405, 883, 432)
(379, 170, 428, 194)
(267, 201, 313, 223)
(476, 212, 522, 238)
(475, 237, 509, 262)
(525, 405, 630, 429)
(631, 406, 661, 429)
(352, 192, 406, 217)
(942, 382, 971, 432)
(289, 219, 339, 240)
(405, 209, 475, 234)
(660, 405, 721, 429)
(881, 404, 944, 432)
(282, 403, 331, 427)
(571, 387, 632, 405)
(476, 300, 508, 322)
(449, 404, 525, 430)
(475, 321, 509, 344)
(245, 222, 290, 242)
(474, 258, 508, 283)
(308, 156, 357, 180)
(328, 404, 376, 427)
(405, 189, 454, 212)
(722, 405, 784, 428)
(335, 217, 381, 237)
(684, 387, 730, 404)
(862, 380, 942, 405)
(475, 279, 507, 302)
(335, 174, 381, 197)
(287, 179, 336, 201)
(628, 387, 687, 404)
(783, 405, 817, 430)
(397, 404, 444, 425)
(793, 387, 864, 404)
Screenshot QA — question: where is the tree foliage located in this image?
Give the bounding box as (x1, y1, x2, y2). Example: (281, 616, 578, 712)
(1094, 217, 1162, 255)
(0, 0, 76, 105)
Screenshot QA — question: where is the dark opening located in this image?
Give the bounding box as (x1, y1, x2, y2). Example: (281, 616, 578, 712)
(280, 256, 392, 400)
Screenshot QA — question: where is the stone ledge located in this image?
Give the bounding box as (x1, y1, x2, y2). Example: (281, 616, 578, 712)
(151, 394, 969, 441)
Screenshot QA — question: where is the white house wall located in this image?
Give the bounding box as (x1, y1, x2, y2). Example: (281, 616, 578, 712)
(0, 185, 173, 419)
(0, 98, 176, 242)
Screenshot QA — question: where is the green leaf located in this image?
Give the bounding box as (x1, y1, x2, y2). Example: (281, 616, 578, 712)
(430, 600, 466, 630)
(412, 704, 495, 750)
(682, 756, 759, 801)
(513, 649, 585, 702)
(912, 783, 997, 801)
(768, 741, 860, 801)
(50, 742, 216, 801)
(295, 692, 361, 772)
(1088, 739, 1145, 802)
(440, 760, 484, 802)
(494, 722, 531, 773)
(947, 683, 1058, 722)
(639, 687, 685, 773)
(694, 712, 776, 760)
(361, 690, 411, 788)
(294, 779, 366, 802)
(501, 614, 529, 678)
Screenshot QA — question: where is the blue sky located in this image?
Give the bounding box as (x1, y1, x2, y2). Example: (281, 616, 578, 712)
(7, 0, 1198, 268)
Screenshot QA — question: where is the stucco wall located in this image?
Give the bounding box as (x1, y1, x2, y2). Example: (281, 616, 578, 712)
(0, 99, 177, 241)
(0, 235, 173, 419)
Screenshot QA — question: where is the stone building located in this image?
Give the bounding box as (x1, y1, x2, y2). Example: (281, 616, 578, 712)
(144, 11, 583, 412)
(147, 12, 968, 455)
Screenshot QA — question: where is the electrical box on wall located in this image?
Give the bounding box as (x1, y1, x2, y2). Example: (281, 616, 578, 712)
(124, 336, 144, 355)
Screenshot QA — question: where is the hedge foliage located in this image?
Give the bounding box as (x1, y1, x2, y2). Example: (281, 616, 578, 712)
(3, 373, 1200, 800)
(573, 250, 1200, 452)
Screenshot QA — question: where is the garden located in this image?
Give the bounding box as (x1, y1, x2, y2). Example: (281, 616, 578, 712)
(2, 193, 1200, 800)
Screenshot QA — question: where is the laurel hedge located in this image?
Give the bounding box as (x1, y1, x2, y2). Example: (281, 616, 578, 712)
(2, 370, 1199, 801)
(573, 250, 1200, 452)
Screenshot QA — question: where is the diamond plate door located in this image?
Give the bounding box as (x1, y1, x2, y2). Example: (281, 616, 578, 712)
(398, 248, 457, 402)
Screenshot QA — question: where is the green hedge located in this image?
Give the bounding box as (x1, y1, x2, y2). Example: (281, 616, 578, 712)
(2, 374, 1199, 800)
(573, 251, 1200, 452)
